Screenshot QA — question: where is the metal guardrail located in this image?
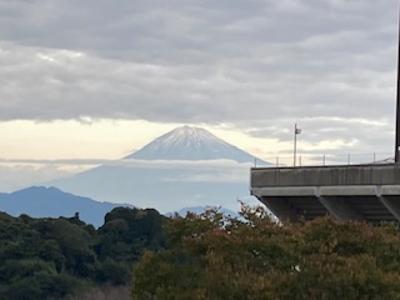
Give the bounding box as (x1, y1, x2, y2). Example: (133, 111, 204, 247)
(254, 153, 393, 168)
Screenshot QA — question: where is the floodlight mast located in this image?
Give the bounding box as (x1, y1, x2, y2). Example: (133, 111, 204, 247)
(396, 6, 400, 163)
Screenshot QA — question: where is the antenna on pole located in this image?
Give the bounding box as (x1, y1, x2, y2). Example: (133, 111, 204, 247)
(395, 4, 400, 163)
(293, 123, 302, 167)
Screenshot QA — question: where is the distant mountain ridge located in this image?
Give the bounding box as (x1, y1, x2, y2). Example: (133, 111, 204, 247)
(126, 126, 266, 163)
(0, 186, 129, 227)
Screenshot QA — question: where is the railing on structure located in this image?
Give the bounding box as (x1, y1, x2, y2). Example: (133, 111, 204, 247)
(253, 152, 393, 168)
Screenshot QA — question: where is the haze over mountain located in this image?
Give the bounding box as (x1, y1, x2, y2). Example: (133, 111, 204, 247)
(49, 126, 269, 212)
(0, 186, 127, 227)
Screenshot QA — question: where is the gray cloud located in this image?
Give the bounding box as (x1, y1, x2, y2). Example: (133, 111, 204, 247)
(0, 0, 398, 154)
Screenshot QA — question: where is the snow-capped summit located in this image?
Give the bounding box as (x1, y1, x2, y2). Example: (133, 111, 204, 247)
(126, 125, 264, 163)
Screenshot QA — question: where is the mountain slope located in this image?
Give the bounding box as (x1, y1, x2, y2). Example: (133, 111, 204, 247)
(49, 126, 269, 212)
(0, 186, 128, 227)
(126, 126, 265, 163)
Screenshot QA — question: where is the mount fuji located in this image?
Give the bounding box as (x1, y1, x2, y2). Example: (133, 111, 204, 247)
(48, 126, 269, 212)
(127, 125, 262, 163)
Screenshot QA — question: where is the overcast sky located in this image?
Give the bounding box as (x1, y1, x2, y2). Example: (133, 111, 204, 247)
(0, 0, 399, 189)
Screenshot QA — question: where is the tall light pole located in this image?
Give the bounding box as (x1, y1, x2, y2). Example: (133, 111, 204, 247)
(293, 123, 302, 167)
(396, 5, 400, 163)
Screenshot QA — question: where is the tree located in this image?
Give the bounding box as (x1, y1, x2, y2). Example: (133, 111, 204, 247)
(132, 207, 400, 299)
(0, 207, 167, 299)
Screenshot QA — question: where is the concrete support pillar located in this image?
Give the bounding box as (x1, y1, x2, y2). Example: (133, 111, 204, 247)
(260, 197, 298, 223)
(317, 196, 363, 222)
(378, 196, 400, 222)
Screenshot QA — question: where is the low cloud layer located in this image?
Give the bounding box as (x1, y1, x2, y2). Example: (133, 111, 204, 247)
(0, 158, 254, 168)
(0, 159, 255, 191)
(0, 164, 72, 192)
(0, 0, 398, 153)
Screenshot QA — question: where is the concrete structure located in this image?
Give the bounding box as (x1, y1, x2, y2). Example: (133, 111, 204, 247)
(250, 164, 400, 223)
(251, 5, 400, 223)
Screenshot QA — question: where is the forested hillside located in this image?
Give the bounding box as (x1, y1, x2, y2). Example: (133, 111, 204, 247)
(2, 205, 400, 299)
(0, 207, 165, 299)
(133, 207, 400, 299)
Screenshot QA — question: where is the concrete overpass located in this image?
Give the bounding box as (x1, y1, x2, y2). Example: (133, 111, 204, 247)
(250, 6, 400, 223)
(250, 164, 400, 223)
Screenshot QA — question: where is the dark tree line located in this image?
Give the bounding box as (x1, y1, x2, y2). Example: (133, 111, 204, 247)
(0, 207, 166, 299)
(3, 204, 400, 299)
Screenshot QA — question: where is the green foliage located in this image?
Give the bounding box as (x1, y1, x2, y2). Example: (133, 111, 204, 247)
(0, 207, 166, 300)
(132, 207, 400, 300)
(94, 259, 131, 285)
(96, 208, 165, 261)
(1, 271, 84, 300)
(4, 203, 400, 299)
